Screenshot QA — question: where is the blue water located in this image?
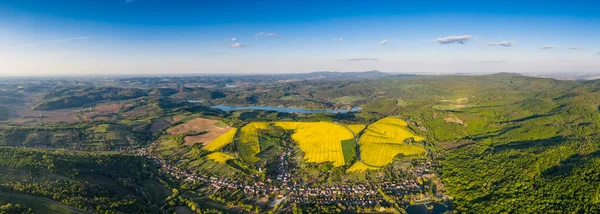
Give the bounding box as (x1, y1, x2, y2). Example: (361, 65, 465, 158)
(405, 203, 450, 214)
(210, 105, 361, 114)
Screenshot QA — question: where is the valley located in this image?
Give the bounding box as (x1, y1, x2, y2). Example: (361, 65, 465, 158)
(1, 72, 600, 213)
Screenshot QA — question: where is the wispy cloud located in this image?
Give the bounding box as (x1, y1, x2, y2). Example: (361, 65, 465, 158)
(597, 52, 600, 55)
(255, 32, 276, 37)
(379, 40, 388, 45)
(488, 41, 514, 47)
(540, 45, 555, 49)
(208, 52, 227, 55)
(568, 47, 580, 50)
(12, 36, 98, 49)
(125, 0, 134, 3)
(230, 43, 246, 48)
(333, 37, 343, 41)
(221, 38, 237, 43)
(338, 58, 378, 61)
(433, 35, 472, 44)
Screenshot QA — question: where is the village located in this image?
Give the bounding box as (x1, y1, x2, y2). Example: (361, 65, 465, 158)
(139, 148, 442, 210)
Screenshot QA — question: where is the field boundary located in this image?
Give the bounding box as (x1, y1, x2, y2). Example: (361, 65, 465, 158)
(337, 124, 385, 168)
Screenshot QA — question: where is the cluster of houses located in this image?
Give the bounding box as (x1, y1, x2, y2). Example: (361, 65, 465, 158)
(274, 148, 293, 185)
(139, 148, 438, 209)
(288, 196, 382, 207)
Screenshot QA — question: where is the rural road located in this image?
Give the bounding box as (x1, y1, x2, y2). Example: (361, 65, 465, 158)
(337, 124, 385, 168)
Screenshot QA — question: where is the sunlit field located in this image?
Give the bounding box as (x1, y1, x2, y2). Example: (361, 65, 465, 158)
(206, 152, 235, 164)
(277, 122, 354, 166)
(203, 128, 238, 151)
(236, 122, 270, 163)
(346, 124, 366, 136)
(236, 122, 355, 166)
(347, 161, 380, 173)
(358, 117, 426, 166)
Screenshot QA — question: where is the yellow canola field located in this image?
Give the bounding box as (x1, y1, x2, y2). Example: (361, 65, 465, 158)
(359, 143, 426, 166)
(236, 122, 269, 163)
(273, 122, 304, 130)
(236, 121, 354, 166)
(347, 161, 380, 173)
(206, 152, 235, 163)
(203, 128, 238, 151)
(358, 117, 426, 166)
(277, 122, 354, 167)
(346, 124, 366, 136)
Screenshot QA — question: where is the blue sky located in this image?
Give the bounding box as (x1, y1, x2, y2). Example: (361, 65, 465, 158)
(0, 0, 599, 76)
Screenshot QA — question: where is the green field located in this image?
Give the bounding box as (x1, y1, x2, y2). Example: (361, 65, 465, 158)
(75, 174, 135, 195)
(341, 139, 356, 164)
(149, 136, 239, 177)
(142, 178, 172, 204)
(0, 192, 88, 214)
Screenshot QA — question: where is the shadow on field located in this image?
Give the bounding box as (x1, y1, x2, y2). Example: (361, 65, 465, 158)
(470, 125, 522, 141)
(503, 113, 553, 123)
(542, 150, 600, 178)
(491, 136, 566, 154)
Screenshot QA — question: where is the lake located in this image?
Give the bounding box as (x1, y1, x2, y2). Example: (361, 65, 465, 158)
(210, 105, 361, 114)
(405, 203, 450, 214)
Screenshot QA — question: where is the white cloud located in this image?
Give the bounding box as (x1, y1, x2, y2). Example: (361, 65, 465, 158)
(208, 52, 227, 55)
(333, 37, 343, 41)
(568, 47, 580, 50)
(12, 36, 98, 49)
(433, 35, 472, 44)
(255, 32, 276, 37)
(338, 58, 378, 61)
(379, 40, 388, 45)
(230, 43, 246, 48)
(488, 41, 514, 47)
(540, 45, 555, 49)
(230, 38, 237, 41)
